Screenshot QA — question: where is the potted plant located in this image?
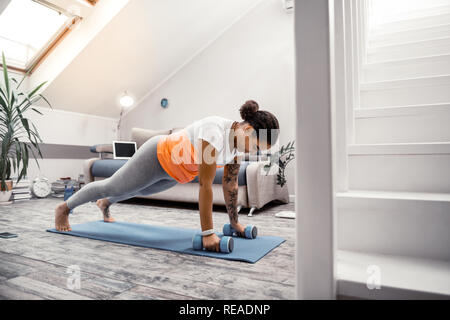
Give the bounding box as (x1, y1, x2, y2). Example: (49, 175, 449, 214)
(262, 140, 295, 188)
(0, 52, 51, 204)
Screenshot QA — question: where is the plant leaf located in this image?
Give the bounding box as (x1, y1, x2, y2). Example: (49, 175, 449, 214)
(38, 94, 52, 109)
(28, 81, 47, 99)
(31, 122, 43, 143)
(2, 52, 10, 101)
(31, 108, 43, 115)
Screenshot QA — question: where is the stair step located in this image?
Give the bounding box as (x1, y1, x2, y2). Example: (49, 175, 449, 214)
(337, 250, 450, 299)
(356, 103, 450, 144)
(360, 75, 450, 108)
(367, 37, 450, 63)
(349, 142, 450, 155)
(337, 190, 450, 261)
(348, 143, 450, 193)
(356, 110, 450, 143)
(370, 6, 450, 34)
(369, 23, 450, 48)
(363, 54, 450, 82)
(355, 104, 450, 144)
(337, 189, 450, 201)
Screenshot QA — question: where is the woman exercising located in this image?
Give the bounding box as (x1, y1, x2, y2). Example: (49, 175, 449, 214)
(54, 100, 280, 252)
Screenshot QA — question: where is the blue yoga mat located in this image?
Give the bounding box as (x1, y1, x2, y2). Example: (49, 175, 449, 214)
(46, 220, 285, 263)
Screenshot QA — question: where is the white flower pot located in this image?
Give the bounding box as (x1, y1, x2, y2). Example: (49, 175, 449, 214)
(0, 190, 12, 203)
(0, 180, 13, 204)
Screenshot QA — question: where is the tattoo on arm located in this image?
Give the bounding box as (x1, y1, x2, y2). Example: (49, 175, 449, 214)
(223, 163, 240, 225)
(226, 188, 238, 225)
(223, 164, 240, 183)
(228, 163, 240, 174)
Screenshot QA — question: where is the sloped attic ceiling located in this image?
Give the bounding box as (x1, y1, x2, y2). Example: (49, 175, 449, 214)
(38, 0, 261, 118)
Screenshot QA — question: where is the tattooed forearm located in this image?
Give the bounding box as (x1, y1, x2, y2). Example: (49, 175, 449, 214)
(223, 163, 240, 226)
(225, 188, 238, 225)
(223, 164, 240, 184)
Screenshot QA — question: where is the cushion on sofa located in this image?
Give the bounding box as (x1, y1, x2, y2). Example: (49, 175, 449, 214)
(91, 159, 128, 178)
(131, 128, 171, 149)
(91, 159, 250, 185)
(131, 127, 186, 149)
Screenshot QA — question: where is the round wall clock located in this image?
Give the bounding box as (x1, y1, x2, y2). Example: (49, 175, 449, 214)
(161, 98, 169, 108)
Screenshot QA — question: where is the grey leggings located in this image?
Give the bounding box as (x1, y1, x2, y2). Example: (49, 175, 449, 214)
(66, 135, 178, 210)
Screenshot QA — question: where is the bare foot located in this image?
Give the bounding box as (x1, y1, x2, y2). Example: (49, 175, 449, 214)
(55, 202, 72, 231)
(96, 198, 115, 223)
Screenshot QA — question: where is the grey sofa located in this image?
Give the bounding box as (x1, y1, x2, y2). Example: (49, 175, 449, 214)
(83, 127, 289, 216)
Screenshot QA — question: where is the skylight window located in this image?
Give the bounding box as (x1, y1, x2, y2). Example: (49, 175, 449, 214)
(0, 0, 75, 72)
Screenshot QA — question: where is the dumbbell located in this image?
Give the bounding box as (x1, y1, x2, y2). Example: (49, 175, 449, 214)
(223, 223, 258, 239)
(192, 234, 234, 253)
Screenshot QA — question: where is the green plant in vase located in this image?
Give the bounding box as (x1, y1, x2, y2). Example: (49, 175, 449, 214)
(262, 140, 295, 188)
(0, 51, 51, 194)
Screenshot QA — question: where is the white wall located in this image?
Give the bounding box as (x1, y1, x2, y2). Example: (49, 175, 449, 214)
(12, 105, 117, 183)
(25, 105, 117, 146)
(121, 0, 296, 197)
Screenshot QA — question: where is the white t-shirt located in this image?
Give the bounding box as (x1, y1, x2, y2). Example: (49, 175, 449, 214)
(184, 116, 243, 166)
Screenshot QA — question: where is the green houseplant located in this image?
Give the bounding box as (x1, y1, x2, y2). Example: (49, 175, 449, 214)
(0, 52, 51, 201)
(262, 140, 295, 188)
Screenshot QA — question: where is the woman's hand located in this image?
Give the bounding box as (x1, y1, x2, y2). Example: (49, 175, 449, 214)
(202, 233, 221, 252)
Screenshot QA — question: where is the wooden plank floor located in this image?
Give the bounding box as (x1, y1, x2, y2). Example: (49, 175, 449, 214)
(0, 197, 295, 300)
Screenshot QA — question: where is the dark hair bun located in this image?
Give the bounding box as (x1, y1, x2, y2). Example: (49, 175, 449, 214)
(239, 100, 259, 121)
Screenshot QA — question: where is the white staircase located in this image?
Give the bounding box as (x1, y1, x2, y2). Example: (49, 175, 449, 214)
(337, 0, 450, 299)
